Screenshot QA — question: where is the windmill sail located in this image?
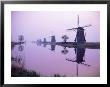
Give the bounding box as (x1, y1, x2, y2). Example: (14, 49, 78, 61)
(77, 15, 79, 27)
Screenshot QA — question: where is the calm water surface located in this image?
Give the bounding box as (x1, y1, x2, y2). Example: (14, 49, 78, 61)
(11, 42, 100, 77)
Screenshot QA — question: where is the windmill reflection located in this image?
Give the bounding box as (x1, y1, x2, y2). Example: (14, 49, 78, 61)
(11, 55, 24, 68)
(66, 47, 90, 77)
(50, 44, 56, 51)
(66, 47, 85, 64)
(11, 35, 25, 69)
(37, 40, 90, 76)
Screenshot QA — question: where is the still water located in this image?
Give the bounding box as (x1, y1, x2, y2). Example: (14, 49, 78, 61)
(11, 42, 100, 77)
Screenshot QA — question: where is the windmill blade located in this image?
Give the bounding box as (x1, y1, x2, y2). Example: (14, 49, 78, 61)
(73, 28, 78, 29)
(81, 62, 91, 67)
(77, 15, 79, 27)
(66, 58, 76, 62)
(76, 63, 78, 77)
(67, 28, 78, 30)
(67, 29, 73, 30)
(82, 24, 92, 28)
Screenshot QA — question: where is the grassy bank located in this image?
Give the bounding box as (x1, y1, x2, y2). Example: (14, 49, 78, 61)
(11, 66, 66, 77)
(56, 42, 100, 49)
(11, 66, 40, 77)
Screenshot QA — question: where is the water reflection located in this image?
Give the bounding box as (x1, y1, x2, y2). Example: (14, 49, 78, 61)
(36, 42, 92, 76)
(50, 45, 56, 51)
(66, 47, 86, 64)
(47, 43, 90, 68)
(66, 47, 90, 76)
(11, 35, 25, 73)
(11, 39, 100, 77)
(61, 46, 68, 55)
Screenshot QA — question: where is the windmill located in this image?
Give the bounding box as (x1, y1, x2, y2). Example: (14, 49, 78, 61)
(18, 35, 25, 51)
(67, 15, 92, 44)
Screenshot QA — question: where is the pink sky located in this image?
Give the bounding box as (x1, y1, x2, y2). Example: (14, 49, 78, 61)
(11, 11, 100, 42)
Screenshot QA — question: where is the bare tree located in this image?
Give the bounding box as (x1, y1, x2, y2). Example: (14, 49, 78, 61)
(61, 35, 69, 42)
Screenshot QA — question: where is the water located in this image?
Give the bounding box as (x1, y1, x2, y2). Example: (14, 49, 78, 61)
(11, 42, 100, 77)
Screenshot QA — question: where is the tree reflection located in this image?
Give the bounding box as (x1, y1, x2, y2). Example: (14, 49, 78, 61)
(61, 46, 68, 55)
(18, 45, 24, 51)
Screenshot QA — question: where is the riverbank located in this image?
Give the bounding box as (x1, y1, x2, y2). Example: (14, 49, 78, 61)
(11, 66, 66, 77)
(56, 42, 100, 49)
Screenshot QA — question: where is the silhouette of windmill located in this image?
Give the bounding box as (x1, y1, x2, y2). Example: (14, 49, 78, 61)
(67, 15, 92, 44)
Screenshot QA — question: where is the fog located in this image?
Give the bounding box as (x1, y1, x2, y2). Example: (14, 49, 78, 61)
(11, 11, 100, 42)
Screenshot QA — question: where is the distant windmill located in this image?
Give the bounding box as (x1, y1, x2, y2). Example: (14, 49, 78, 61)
(51, 35, 56, 43)
(67, 15, 92, 44)
(18, 35, 24, 42)
(18, 35, 25, 51)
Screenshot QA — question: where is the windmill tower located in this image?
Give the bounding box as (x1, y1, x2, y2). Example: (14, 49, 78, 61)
(51, 35, 56, 43)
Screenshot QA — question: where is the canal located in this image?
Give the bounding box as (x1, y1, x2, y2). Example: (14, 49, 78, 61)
(11, 41, 100, 77)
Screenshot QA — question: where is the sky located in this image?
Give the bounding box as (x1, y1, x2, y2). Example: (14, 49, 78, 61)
(11, 11, 100, 42)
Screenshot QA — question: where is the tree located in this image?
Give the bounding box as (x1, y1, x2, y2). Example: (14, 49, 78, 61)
(61, 35, 69, 42)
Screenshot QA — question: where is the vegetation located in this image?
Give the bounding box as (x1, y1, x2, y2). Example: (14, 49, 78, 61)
(11, 66, 40, 77)
(11, 66, 66, 77)
(61, 35, 69, 42)
(53, 74, 66, 77)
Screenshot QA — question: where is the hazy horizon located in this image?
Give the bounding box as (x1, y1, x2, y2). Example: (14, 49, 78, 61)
(11, 11, 100, 42)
